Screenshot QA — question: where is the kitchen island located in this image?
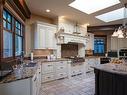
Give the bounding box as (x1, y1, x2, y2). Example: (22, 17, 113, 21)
(93, 63, 127, 95)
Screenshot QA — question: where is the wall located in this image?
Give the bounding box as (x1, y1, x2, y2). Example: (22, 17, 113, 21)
(58, 16, 87, 36)
(25, 14, 56, 57)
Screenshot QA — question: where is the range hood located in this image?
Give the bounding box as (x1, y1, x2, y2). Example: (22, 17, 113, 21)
(55, 32, 87, 45)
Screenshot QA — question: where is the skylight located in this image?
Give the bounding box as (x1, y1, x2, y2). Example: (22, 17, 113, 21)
(69, 0, 120, 14)
(95, 8, 125, 22)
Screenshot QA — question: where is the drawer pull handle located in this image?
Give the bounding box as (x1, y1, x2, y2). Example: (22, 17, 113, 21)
(60, 74, 63, 76)
(48, 65, 52, 67)
(60, 67, 63, 69)
(47, 77, 50, 79)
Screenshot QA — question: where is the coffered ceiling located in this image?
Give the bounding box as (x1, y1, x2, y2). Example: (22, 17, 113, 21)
(26, 0, 127, 26)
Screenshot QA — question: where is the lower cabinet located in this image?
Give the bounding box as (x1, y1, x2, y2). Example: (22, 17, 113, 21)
(0, 64, 42, 95)
(70, 63, 85, 76)
(41, 61, 69, 83)
(32, 63, 41, 95)
(85, 57, 100, 72)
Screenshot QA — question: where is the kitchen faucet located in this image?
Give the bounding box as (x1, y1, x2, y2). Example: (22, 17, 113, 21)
(17, 51, 24, 64)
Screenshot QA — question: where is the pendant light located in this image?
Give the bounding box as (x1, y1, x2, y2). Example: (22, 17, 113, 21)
(112, 4, 127, 38)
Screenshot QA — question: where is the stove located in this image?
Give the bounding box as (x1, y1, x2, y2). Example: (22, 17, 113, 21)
(65, 57, 85, 63)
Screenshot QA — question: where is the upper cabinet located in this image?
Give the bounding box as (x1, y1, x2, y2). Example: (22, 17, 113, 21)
(85, 33, 94, 50)
(34, 22, 57, 49)
(111, 37, 127, 50)
(111, 37, 118, 51)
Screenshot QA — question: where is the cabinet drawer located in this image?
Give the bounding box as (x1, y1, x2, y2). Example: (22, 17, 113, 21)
(42, 73, 54, 82)
(42, 63, 54, 74)
(55, 72, 67, 79)
(56, 65, 67, 71)
(55, 61, 67, 66)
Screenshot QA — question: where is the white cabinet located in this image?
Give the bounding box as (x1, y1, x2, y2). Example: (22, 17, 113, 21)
(41, 61, 68, 83)
(41, 62, 55, 83)
(70, 63, 85, 76)
(0, 79, 31, 95)
(111, 37, 127, 50)
(85, 57, 100, 72)
(118, 38, 127, 49)
(34, 21, 57, 49)
(0, 63, 42, 95)
(32, 73, 37, 95)
(32, 63, 41, 95)
(111, 37, 118, 50)
(85, 33, 94, 50)
(55, 61, 68, 79)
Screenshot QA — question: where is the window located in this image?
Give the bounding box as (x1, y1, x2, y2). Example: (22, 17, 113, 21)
(15, 20, 23, 56)
(2, 9, 24, 58)
(3, 10, 13, 58)
(94, 37, 106, 56)
(3, 30, 13, 57)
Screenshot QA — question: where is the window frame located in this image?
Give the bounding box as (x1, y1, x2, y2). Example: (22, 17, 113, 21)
(94, 35, 107, 56)
(2, 8, 25, 60)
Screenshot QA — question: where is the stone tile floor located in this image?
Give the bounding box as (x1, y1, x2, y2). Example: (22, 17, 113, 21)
(39, 72, 95, 95)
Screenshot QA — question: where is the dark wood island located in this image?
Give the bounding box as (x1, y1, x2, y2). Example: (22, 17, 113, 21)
(93, 64, 127, 95)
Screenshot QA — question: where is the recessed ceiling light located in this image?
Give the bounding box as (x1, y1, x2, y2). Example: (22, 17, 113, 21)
(69, 0, 120, 14)
(46, 9, 50, 12)
(95, 7, 125, 22)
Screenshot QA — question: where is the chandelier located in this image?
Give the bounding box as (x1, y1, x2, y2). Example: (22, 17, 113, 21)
(112, 4, 127, 38)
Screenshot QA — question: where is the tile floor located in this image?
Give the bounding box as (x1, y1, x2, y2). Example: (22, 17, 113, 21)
(39, 72, 95, 95)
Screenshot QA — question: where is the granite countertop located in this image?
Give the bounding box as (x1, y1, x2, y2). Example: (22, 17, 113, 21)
(92, 63, 127, 75)
(0, 64, 38, 84)
(85, 56, 104, 58)
(0, 58, 71, 84)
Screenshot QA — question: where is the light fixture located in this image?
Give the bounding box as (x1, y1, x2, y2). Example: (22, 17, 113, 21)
(73, 22, 81, 34)
(112, 4, 127, 38)
(112, 29, 118, 37)
(46, 9, 50, 12)
(69, 0, 120, 14)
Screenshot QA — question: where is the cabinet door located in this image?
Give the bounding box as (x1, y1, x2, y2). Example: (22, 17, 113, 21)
(111, 37, 118, 50)
(99, 71, 113, 95)
(34, 22, 57, 49)
(39, 26, 46, 49)
(123, 38, 127, 48)
(118, 38, 124, 49)
(32, 75, 37, 95)
(46, 26, 56, 49)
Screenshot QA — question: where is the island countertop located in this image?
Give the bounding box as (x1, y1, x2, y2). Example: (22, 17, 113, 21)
(92, 63, 127, 75)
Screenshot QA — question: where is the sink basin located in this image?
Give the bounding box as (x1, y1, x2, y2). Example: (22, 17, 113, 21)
(23, 62, 37, 67)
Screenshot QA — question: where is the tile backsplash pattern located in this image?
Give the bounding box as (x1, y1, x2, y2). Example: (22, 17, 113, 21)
(33, 49, 53, 57)
(61, 44, 78, 58)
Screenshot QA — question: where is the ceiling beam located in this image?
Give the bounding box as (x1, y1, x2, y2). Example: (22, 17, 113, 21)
(87, 24, 122, 32)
